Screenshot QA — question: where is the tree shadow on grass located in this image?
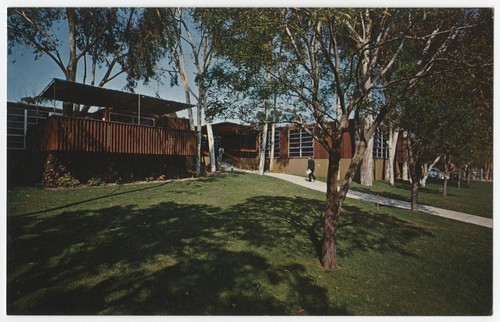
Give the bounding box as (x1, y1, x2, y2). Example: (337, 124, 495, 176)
(8, 198, 348, 315)
(338, 204, 434, 257)
(227, 196, 433, 259)
(7, 187, 433, 315)
(224, 196, 325, 259)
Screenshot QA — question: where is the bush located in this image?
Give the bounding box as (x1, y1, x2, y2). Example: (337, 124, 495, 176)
(87, 177, 105, 186)
(56, 173, 80, 188)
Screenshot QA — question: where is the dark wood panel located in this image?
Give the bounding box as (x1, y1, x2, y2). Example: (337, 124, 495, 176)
(37, 116, 197, 156)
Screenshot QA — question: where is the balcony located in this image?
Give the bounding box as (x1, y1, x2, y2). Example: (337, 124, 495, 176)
(33, 116, 197, 156)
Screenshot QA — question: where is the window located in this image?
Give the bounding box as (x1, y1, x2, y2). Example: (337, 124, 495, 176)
(289, 128, 314, 157)
(264, 128, 280, 158)
(373, 129, 389, 159)
(7, 106, 53, 150)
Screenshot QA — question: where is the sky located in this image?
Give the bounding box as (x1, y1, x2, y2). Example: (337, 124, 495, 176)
(6, 0, 497, 101)
(4, 1, 498, 118)
(5, 8, 197, 120)
(7, 44, 194, 119)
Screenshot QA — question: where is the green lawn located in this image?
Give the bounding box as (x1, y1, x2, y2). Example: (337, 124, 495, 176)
(7, 173, 492, 315)
(349, 178, 493, 218)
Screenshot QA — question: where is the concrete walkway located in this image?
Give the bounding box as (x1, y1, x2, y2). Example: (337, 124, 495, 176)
(261, 172, 493, 229)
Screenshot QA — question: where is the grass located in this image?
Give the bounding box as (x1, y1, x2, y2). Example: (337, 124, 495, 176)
(348, 178, 493, 218)
(7, 173, 493, 315)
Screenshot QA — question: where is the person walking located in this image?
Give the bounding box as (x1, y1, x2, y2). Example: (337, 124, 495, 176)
(307, 156, 316, 182)
(217, 147, 224, 170)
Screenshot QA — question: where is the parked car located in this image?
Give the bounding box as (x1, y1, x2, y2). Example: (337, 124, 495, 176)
(428, 168, 444, 179)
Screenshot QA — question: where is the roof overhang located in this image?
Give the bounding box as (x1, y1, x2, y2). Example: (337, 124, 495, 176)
(208, 122, 259, 135)
(38, 78, 193, 115)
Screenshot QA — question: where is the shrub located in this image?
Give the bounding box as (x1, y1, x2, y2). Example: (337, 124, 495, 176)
(56, 173, 81, 188)
(87, 177, 105, 186)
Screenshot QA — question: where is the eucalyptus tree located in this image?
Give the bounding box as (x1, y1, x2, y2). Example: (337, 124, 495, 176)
(8, 8, 141, 115)
(130, 8, 218, 175)
(383, 119, 401, 186)
(206, 65, 285, 174)
(401, 57, 492, 201)
(204, 8, 286, 175)
(401, 74, 483, 205)
(399, 8, 493, 207)
(207, 8, 478, 270)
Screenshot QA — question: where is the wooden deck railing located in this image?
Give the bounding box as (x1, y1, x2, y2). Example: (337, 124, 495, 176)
(34, 116, 197, 156)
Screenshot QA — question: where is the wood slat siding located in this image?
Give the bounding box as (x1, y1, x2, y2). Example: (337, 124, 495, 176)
(37, 116, 197, 156)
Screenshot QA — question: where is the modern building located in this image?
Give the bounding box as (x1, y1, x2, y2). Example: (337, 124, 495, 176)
(7, 78, 198, 187)
(205, 121, 404, 181)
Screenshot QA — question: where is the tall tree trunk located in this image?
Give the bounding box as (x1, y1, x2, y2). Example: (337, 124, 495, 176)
(360, 115, 374, 186)
(64, 8, 77, 116)
(196, 101, 202, 176)
(385, 127, 399, 186)
(443, 155, 450, 197)
(322, 132, 368, 269)
(401, 131, 409, 181)
(384, 129, 393, 182)
(443, 174, 449, 196)
(336, 96, 342, 181)
(172, 9, 195, 131)
(484, 162, 492, 180)
(395, 160, 401, 179)
(406, 133, 419, 211)
(258, 123, 268, 175)
(66, 9, 77, 81)
(184, 90, 195, 131)
(421, 163, 428, 184)
(176, 45, 197, 171)
(409, 162, 420, 211)
(457, 168, 462, 189)
(420, 155, 441, 188)
(181, 89, 197, 175)
(200, 80, 215, 175)
(322, 150, 342, 270)
(269, 123, 276, 172)
(206, 121, 216, 172)
(180, 67, 195, 131)
(259, 70, 272, 175)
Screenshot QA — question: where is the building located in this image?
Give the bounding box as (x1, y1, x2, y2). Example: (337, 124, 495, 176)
(205, 121, 403, 181)
(7, 78, 198, 187)
(267, 123, 353, 179)
(202, 122, 260, 170)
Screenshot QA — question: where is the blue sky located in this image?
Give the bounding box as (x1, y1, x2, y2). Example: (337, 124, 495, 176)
(7, 38, 193, 120)
(5, 7, 202, 120)
(4, 1, 498, 121)
(7, 46, 192, 118)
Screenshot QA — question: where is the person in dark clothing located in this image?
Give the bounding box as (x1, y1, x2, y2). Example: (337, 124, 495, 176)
(307, 156, 316, 182)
